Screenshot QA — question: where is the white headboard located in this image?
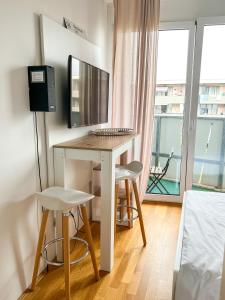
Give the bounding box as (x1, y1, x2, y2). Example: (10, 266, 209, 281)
(40, 15, 110, 188)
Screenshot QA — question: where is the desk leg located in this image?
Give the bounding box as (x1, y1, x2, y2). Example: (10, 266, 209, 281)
(100, 151, 115, 272)
(120, 151, 128, 165)
(133, 135, 141, 161)
(54, 148, 66, 187)
(54, 148, 66, 261)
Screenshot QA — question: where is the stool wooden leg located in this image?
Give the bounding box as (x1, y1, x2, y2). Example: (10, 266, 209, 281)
(62, 213, 70, 300)
(31, 209, 49, 290)
(125, 179, 132, 228)
(62, 214, 64, 260)
(132, 181, 147, 246)
(80, 205, 100, 281)
(115, 183, 120, 234)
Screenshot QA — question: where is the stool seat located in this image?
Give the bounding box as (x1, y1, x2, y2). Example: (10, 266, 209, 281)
(115, 161, 143, 181)
(36, 186, 94, 212)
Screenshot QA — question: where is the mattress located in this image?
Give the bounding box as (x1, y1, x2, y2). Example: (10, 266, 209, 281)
(175, 191, 225, 300)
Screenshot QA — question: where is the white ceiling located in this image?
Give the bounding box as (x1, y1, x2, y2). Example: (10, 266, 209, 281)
(104, 0, 225, 21)
(160, 0, 225, 21)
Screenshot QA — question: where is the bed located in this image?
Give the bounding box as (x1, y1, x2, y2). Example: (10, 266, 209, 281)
(173, 190, 225, 300)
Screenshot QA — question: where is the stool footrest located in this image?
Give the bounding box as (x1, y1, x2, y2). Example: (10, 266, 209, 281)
(42, 237, 89, 267)
(116, 205, 139, 223)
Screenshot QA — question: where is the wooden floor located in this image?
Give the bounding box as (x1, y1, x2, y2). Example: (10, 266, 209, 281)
(22, 203, 181, 300)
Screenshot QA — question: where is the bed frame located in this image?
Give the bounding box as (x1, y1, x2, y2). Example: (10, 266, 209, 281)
(172, 193, 225, 300)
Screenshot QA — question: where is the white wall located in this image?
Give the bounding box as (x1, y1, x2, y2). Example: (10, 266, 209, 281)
(40, 15, 112, 254)
(0, 1, 111, 300)
(40, 15, 110, 187)
(160, 0, 225, 21)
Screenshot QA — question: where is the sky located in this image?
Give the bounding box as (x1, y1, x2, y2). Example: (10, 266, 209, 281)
(157, 25, 225, 84)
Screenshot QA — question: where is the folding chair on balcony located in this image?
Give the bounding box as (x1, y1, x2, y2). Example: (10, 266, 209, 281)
(147, 152, 174, 194)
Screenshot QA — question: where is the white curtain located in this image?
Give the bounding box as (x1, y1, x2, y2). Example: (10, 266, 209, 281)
(112, 0, 160, 198)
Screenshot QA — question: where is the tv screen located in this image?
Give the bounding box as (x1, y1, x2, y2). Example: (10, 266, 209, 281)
(68, 55, 109, 128)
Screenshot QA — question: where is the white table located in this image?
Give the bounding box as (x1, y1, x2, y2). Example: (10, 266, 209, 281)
(53, 133, 140, 272)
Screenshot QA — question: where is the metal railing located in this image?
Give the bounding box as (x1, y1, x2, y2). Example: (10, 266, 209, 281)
(152, 114, 225, 189)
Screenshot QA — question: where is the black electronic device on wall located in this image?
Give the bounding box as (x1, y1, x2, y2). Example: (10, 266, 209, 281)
(28, 65, 56, 112)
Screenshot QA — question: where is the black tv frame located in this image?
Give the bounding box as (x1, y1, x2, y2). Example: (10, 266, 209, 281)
(68, 55, 109, 128)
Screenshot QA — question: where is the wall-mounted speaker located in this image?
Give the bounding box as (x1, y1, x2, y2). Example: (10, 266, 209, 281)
(28, 65, 56, 112)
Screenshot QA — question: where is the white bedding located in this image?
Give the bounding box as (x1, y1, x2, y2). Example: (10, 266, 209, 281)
(175, 191, 225, 300)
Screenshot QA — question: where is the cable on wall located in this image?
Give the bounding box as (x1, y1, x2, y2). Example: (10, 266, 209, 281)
(34, 111, 49, 271)
(34, 111, 43, 192)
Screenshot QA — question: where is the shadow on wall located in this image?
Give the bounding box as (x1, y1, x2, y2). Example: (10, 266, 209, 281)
(8, 67, 31, 118)
(55, 64, 68, 124)
(8, 13, 42, 118)
(0, 194, 37, 299)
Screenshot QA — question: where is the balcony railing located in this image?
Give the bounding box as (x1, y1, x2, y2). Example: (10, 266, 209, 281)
(151, 114, 225, 191)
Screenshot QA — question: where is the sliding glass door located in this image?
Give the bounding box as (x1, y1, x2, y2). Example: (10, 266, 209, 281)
(145, 17, 225, 202)
(145, 22, 195, 202)
(186, 17, 225, 193)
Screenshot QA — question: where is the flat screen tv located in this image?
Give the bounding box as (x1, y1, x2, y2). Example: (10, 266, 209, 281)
(68, 55, 109, 128)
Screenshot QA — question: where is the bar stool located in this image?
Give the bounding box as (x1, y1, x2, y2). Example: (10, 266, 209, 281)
(31, 187, 100, 300)
(115, 161, 147, 246)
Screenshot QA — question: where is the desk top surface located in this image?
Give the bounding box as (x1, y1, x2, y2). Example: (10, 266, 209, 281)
(53, 133, 138, 152)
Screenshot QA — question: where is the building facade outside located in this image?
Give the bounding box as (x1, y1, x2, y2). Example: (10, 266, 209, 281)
(155, 82, 225, 115)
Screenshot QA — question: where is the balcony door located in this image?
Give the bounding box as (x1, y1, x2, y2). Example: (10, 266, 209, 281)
(145, 22, 195, 202)
(145, 17, 225, 203)
(186, 17, 225, 193)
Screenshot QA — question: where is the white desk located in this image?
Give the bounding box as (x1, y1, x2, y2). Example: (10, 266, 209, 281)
(53, 133, 140, 272)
